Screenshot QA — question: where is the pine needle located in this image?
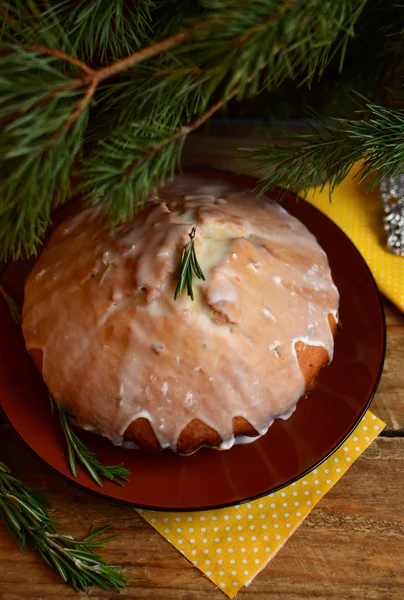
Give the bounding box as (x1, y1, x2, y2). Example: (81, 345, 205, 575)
(243, 103, 404, 197)
(0, 0, 368, 259)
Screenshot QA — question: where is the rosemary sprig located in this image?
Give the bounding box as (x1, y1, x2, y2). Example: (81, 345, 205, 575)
(0, 461, 127, 591)
(174, 226, 205, 301)
(54, 397, 130, 488)
(0, 284, 21, 325)
(1, 283, 130, 487)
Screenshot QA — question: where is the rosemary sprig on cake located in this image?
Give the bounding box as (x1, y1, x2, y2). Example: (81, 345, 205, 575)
(0, 461, 127, 591)
(51, 396, 130, 487)
(174, 226, 205, 300)
(0, 284, 130, 487)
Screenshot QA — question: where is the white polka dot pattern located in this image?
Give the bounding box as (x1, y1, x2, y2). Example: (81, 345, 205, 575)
(137, 410, 385, 598)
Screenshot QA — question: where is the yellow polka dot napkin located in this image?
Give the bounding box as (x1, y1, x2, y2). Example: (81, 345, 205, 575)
(304, 165, 404, 312)
(137, 410, 385, 597)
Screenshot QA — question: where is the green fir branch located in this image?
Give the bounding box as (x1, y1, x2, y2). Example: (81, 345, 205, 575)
(0, 44, 90, 261)
(82, 0, 368, 215)
(0, 0, 368, 262)
(79, 121, 186, 221)
(0, 461, 127, 591)
(151, 0, 206, 40)
(244, 103, 404, 196)
(0, 0, 153, 59)
(96, 0, 368, 129)
(57, 0, 154, 61)
(0, 1, 72, 53)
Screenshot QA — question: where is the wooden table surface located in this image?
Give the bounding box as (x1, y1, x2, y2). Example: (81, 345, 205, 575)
(1, 133, 404, 599)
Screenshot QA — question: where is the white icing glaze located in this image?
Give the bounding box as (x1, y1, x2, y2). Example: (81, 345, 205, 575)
(22, 174, 339, 452)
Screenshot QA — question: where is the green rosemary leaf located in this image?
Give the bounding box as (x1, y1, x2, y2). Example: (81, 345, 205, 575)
(58, 408, 78, 478)
(0, 285, 21, 324)
(0, 462, 128, 590)
(0, 287, 130, 489)
(0, 499, 23, 536)
(174, 246, 186, 279)
(187, 265, 194, 301)
(191, 246, 206, 281)
(6, 493, 45, 524)
(47, 547, 69, 581)
(56, 404, 130, 487)
(174, 226, 205, 300)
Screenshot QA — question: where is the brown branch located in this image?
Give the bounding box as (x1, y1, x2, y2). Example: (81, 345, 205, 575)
(9, 17, 219, 136)
(57, 77, 98, 136)
(14, 14, 220, 84)
(4, 8, 273, 155)
(10, 3, 285, 99)
(121, 59, 267, 180)
(96, 28, 200, 83)
(122, 86, 243, 178)
(6, 4, 270, 135)
(29, 45, 94, 75)
(14, 48, 97, 135)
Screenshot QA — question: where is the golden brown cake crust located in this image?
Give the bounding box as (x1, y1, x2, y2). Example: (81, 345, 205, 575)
(22, 175, 340, 454)
(30, 323, 338, 454)
(124, 316, 338, 453)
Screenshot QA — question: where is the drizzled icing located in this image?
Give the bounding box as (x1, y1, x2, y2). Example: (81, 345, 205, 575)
(22, 175, 339, 451)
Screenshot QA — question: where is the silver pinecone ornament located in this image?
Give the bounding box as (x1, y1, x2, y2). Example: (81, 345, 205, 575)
(380, 177, 404, 257)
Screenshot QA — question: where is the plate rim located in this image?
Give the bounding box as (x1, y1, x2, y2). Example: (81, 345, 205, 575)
(0, 170, 387, 512)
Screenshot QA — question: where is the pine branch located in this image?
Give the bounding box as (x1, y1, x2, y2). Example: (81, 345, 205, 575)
(126, 86, 244, 174)
(28, 44, 94, 74)
(0, 0, 368, 260)
(0, 1, 72, 53)
(97, 0, 367, 128)
(151, 0, 206, 41)
(79, 84, 244, 220)
(81, 0, 368, 217)
(56, 0, 154, 62)
(0, 44, 90, 261)
(244, 103, 404, 196)
(79, 121, 186, 221)
(0, 461, 127, 591)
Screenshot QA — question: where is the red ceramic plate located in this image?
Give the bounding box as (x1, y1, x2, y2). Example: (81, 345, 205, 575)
(0, 172, 385, 511)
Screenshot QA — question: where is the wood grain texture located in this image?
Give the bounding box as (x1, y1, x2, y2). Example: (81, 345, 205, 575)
(373, 300, 404, 431)
(0, 430, 403, 599)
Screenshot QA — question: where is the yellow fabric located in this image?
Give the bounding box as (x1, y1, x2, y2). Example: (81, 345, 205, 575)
(304, 165, 404, 312)
(137, 410, 385, 597)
